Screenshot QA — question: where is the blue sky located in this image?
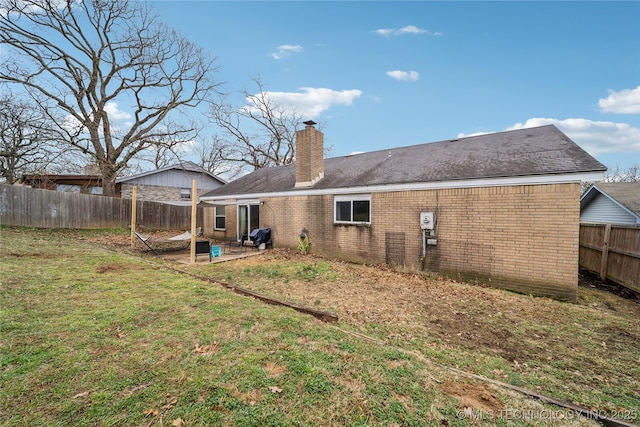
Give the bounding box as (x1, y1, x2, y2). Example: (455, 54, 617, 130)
(149, 0, 640, 172)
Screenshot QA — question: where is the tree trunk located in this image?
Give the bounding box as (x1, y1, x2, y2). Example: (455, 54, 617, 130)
(100, 164, 118, 196)
(102, 179, 117, 197)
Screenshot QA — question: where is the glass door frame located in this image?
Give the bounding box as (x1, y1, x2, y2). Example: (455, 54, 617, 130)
(237, 199, 260, 243)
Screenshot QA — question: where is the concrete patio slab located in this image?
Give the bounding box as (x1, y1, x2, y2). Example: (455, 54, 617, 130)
(157, 246, 265, 265)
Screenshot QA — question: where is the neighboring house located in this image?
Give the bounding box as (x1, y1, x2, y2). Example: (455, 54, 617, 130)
(578, 182, 640, 292)
(117, 161, 226, 204)
(22, 162, 226, 202)
(580, 182, 640, 225)
(23, 173, 110, 195)
(200, 123, 606, 300)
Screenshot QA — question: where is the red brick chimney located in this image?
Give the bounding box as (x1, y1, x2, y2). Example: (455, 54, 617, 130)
(295, 120, 324, 188)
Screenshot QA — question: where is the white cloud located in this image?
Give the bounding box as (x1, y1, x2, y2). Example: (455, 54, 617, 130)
(374, 25, 439, 37)
(1, 0, 80, 20)
(61, 101, 132, 135)
(498, 118, 640, 156)
(598, 86, 640, 114)
(396, 25, 426, 35)
(272, 44, 303, 60)
(104, 102, 132, 120)
(61, 113, 84, 134)
(245, 87, 362, 118)
(386, 70, 419, 82)
(374, 28, 394, 37)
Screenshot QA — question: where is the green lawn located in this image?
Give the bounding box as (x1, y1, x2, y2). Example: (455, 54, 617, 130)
(1, 227, 637, 426)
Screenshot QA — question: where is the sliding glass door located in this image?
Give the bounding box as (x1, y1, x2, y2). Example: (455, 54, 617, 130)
(237, 203, 260, 242)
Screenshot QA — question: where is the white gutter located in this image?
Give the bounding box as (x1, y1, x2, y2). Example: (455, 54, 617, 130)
(200, 171, 605, 203)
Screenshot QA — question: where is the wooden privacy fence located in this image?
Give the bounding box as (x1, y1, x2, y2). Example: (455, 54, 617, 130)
(0, 184, 203, 231)
(579, 223, 640, 294)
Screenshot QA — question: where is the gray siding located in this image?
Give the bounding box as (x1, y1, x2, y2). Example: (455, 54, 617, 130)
(580, 193, 639, 225)
(124, 169, 222, 190)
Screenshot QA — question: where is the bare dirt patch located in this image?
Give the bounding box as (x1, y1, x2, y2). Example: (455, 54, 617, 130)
(207, 250, 612, 362)
(578, 268, 638, 301)
(72, 229, 187, 251)
(439, 381, 504, 413)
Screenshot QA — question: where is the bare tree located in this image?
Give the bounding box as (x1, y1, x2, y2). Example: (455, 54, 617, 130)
(209, 76, 304, 171)
(0, 0, 220, 195)
(0, 93, 74, 183)
(194, 134, 242, 181)
(127, 140, 183, 172)
(581, 164, 640, 194)
(604, 164, 640, 182)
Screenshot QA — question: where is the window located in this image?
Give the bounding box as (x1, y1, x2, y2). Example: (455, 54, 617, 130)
(334, 195, 371, 224)
(88, 186, 103, 195)
(56, 184, 81, 193)
(180, 188, 191, 199)
(214, 206, 226, 230)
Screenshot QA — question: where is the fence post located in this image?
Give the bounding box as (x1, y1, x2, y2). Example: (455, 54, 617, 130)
(599, 223, 611, 281)
(130, 186, 137, 250)
(190, 179, 197, 264)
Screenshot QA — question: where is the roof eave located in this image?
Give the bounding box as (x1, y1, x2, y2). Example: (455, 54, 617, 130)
(200, 171, 603, 203)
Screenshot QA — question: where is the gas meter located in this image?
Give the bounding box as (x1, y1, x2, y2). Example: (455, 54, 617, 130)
(420, 212, 434, 230)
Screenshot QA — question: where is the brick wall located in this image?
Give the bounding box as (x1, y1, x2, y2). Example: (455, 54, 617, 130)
(415, 183, 581, 300)
(206, 182, 581, 300)
(295, 125, 324, 187)
(121, 183, 210, 202)
(203, 203, 237, 241)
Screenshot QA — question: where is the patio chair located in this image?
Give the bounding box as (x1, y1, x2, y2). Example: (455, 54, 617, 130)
(134, 227, 202, 254)
(225, 234, 246, 254)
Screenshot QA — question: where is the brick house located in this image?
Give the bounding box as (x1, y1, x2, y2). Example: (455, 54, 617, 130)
(200, 123, 606, 300)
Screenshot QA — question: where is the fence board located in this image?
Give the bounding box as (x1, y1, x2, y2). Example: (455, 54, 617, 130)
(579, 223, 639, 293)
(0, 184, 203, 231)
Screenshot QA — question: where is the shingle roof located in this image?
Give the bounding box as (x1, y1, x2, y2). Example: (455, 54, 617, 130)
(587, 182, 640, 216)
(202, 125, 606, 198)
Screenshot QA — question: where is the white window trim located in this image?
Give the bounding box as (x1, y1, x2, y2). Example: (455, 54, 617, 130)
(214, 206, 226, 230)
(180, 188, 191, 199)
(334, 194, 371, 225)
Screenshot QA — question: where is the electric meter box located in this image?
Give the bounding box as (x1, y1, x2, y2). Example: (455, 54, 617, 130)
(420, 212, 435, 230)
